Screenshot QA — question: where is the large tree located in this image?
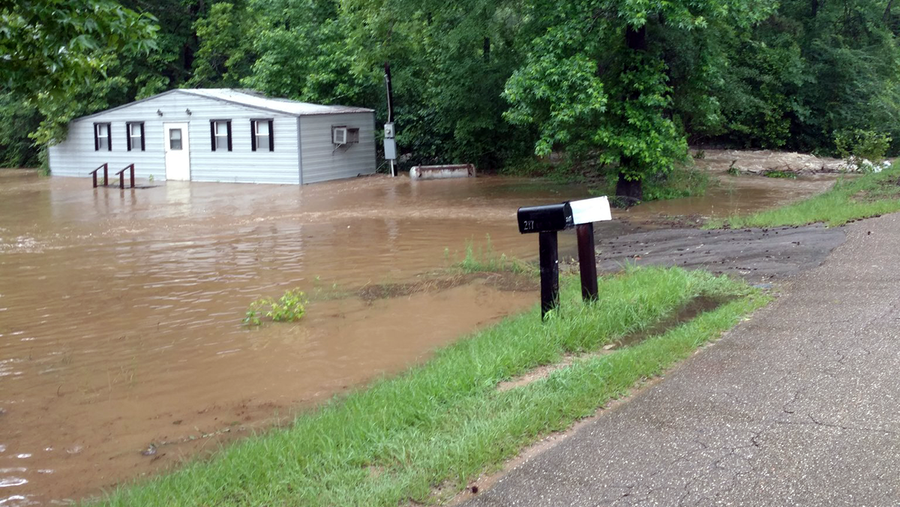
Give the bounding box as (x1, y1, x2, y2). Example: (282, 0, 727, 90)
(309, 0, 535, 168)
(1, 0, 157, 98)
(504, 0, 775, 199)
(1, 0, 158, 159)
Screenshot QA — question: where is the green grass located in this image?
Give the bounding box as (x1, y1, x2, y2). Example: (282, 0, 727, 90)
(92, 267, 767, 507)
(455, 235, 534, 275)
(707, 163, 900, 229)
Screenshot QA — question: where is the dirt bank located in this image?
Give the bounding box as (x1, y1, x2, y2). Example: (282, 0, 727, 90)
(592, 224, 847, 282)
(694, 149, 846, 174)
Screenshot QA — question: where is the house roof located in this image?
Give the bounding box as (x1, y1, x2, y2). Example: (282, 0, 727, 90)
(74, 88, 374, 122)
(181, 89, 375, 116)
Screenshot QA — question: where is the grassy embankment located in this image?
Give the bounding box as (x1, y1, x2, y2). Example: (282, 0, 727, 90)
(94, 266, 767, 507)
(708, 163, 900, 229)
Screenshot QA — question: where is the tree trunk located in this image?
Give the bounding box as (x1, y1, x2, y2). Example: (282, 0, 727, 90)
(616, 25, 648, 199)
(625, 25, 647, 51)
(616, 169, 643, 203)
(184, 0, 205, 77)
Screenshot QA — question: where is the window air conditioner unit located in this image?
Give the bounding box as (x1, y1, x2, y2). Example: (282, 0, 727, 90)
(332, 127, 348, 145)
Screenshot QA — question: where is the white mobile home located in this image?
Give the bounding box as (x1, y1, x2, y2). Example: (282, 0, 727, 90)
(48, 89, 377, 184)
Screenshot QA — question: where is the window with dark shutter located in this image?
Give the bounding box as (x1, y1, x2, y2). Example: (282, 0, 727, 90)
(126, 122, 145, 151)
(94, 123, 111, 151)
(251, 119, 274, 152)
(210, 120, 232, 151)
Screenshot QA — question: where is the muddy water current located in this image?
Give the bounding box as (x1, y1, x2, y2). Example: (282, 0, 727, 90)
(0, 167, 838, 504)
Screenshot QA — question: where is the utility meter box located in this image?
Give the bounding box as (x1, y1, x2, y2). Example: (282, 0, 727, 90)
(517, 203, 574, 234)
(384, 123, 395, 139)
(384, 138, 397, 160)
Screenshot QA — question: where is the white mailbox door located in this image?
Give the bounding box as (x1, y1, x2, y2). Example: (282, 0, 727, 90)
(570, 196, 612, 225)
(164, 123, 191, 181)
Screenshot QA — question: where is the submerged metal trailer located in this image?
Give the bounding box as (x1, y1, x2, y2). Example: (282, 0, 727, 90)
(409, 164, 476, 180)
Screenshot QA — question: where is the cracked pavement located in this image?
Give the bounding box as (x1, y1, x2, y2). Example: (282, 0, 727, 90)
(463, 214, 900, 506)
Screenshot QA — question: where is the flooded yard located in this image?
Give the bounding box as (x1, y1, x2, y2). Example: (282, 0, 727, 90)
(0, 163, 839, 505)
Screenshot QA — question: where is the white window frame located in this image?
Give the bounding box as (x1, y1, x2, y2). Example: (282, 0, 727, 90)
(127, 122, 144, 151)
(169, 128, 183, 150)
(251, 119, 273, 152)
(332, 126, 347, 144)
(95, 123, 111, 151)
(211, 120, 231, 151)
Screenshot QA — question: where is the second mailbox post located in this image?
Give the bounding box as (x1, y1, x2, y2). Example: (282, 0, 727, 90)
(517, 203, 574, 318)
(569, 196, 612, 301)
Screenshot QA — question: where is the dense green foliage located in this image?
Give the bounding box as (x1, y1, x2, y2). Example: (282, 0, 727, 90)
(0, 0, 158, 165)
(2, 0, 898, 194)
(94, 267, 767, 506)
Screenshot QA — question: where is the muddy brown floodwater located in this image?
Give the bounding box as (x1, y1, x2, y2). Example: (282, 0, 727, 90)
(0, 165, 840, 505)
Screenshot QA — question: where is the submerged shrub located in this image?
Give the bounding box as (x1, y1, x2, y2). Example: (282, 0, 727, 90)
(243, 289, 307, 326)
(835, 129, 892, 167)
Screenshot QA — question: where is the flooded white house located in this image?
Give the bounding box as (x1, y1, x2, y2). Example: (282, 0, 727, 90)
(47, 88, 377, 184)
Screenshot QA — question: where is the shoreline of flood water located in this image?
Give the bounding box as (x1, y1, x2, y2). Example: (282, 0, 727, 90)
(0, 166, 843, 505)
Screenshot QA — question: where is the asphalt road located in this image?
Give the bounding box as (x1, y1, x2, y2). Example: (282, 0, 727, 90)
(464, 214, 900, 506)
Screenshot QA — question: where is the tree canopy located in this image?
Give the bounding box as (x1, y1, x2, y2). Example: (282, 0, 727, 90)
(1, 0, 158, 160)
(1, 0, 158, 96)
(2, 0, 898, 195)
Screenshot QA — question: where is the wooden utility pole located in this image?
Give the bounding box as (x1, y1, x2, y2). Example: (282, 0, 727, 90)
(384, 62, 396, 177)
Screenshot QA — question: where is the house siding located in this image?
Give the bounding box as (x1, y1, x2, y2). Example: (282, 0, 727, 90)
(48, 92, 302, 184)
(48, 108, 166, 181)
(299, 113, 377, 184)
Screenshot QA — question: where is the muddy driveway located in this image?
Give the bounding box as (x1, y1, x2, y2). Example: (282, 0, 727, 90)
(0, 167, 840, 505)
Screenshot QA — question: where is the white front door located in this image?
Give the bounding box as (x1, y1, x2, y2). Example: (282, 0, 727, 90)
(164, 123, 191, 181)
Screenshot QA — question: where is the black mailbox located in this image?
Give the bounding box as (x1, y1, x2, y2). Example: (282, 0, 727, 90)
(517, 203, 574, 234)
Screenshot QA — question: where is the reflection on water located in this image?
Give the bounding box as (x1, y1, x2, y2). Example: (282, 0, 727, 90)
(0, 169, 836, 504)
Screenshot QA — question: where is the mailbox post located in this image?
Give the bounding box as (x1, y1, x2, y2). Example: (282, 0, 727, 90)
(568, 196, 612, 302)
(517, 203, 574, 318)
(576, 224, 598, 300)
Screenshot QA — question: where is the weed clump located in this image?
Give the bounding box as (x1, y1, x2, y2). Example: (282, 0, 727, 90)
(762, 170, 797, 179)
(726, 161, 741, 176)
(243, 289, 307, 326)
(456, 235, 533, 275)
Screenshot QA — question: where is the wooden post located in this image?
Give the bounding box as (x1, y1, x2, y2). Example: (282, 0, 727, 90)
(92, 172, 98, 188)
(384, 62, 396, 177)
(538, 231, 560, 319)
(384, 62, 394, 124)
(576, 223, 598, 301)
(103, 164, 108, 186)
